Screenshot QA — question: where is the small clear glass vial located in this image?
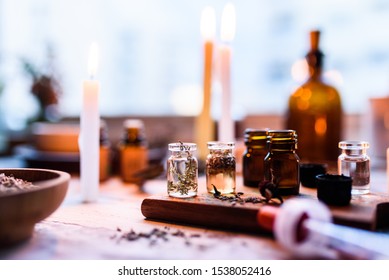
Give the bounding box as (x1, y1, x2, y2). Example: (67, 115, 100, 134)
(264, 130, 300, 195)
(167, 142, 198, 198)
(338, 140, 370, 195)
(206, 142, 236, 194)
(243, 129, 268, 187)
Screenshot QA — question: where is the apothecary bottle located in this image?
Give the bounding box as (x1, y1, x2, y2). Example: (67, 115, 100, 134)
(167, 142, 198, 198)
(99, 119, 111, 181)
(338, 141, 370, 195)
(118, 119, 148, 184)
(264, 130, 300, 195)
(243, 129, 268, 187)
(286, 30, 342, 163)
(206, 142, 236, 194)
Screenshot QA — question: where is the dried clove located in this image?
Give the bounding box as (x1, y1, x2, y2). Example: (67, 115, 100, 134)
(258, 180, 283, 203)
(212, 185, 267, 206)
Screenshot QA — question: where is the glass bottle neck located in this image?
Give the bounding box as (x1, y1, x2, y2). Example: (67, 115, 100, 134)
(341, 149, 367, 156)
(306, 50, 323, 81)
(308, 65, 323, 80)
(209, 149, 233, 155)
(246, 143, 267, 149)
(268, 142, 297, 152)
(170, 150, 196, 158)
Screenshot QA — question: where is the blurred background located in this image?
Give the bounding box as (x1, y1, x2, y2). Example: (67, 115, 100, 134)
(1, 0, 389, 168)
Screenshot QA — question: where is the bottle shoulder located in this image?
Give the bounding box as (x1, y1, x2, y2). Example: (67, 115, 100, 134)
(288, 80, 342, 109)
(293, 79, 340, 95)
(265, 150, 300, 159)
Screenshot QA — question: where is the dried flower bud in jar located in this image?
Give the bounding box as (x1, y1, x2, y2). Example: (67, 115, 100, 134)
(206, 142, 236, 195)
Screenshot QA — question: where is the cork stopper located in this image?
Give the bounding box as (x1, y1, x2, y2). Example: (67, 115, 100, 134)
(310, 30, 320, 51)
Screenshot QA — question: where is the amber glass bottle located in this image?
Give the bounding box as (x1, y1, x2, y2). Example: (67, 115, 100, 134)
(264, 130, 300, 195)
(286, 30, 342, 164)
(99, 120, 111, 182)
(118, 119, 148, 184)
(242, 129, 268, 187)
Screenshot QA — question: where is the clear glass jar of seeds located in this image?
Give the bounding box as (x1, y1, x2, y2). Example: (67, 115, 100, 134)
(167, 142, 198, 198)
(206, 141, 236, 194)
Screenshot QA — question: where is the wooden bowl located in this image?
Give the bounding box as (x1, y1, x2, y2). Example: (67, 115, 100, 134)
(0, 168, 70, 247)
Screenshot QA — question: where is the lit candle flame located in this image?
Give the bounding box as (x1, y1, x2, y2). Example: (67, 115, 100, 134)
(220, 3, 236, 42)
(88, 42, 99, 78)
(200, 6, 216, 41)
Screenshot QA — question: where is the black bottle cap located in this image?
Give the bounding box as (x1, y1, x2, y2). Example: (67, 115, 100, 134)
(316, 174, 352, 206)
(300, 163, 327, 188)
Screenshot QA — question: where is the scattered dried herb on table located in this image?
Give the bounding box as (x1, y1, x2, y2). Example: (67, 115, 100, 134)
(211, 184, 282, 206)
(258, 180, 283, 203)
(114, 227, 204, 248)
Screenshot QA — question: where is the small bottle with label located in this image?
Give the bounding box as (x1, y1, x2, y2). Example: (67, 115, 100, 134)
(118, 119, 148, 184)
(264, 130, 300, 195)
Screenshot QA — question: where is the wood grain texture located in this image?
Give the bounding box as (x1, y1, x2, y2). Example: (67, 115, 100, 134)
(0, 168, 70, 247)
(141, 186, 389, 234)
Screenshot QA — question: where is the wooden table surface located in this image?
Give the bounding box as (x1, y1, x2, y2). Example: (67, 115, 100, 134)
(0, 170, 388, 260)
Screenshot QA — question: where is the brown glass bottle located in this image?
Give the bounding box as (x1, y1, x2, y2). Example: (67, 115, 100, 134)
(242, 129, 268, 187)
(118, 119, 148, 184)
(286, 30, 342, 164)
(264, 130, 300, 195)
(99, 119, 111, 182)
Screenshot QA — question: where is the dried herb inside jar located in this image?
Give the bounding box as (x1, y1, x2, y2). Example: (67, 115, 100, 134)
(167, 142, 198, 198)
(206, 149, 235, 176)
(206, 142, 236, 194)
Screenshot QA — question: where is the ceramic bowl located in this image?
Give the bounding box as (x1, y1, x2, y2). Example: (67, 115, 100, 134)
(32, 122, 80, 152)
(0, 168, 70, 247)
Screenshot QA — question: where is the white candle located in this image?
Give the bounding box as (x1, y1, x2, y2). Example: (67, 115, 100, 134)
(80, 42, 100, 202)
(195, 6, 216, 161)
(218, 3, 236, 142)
